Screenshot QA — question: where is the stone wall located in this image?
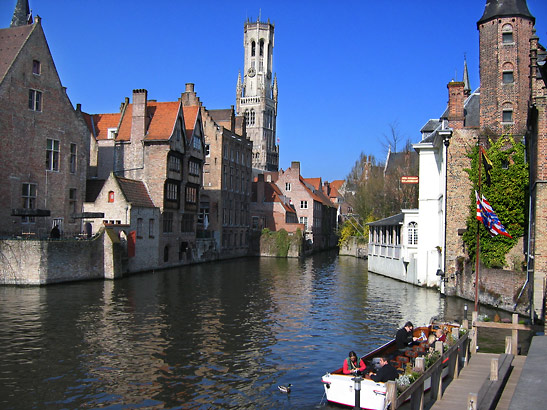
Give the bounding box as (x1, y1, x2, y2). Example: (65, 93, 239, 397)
(0, 228, 121, 285)
(338, 237, 367, 258)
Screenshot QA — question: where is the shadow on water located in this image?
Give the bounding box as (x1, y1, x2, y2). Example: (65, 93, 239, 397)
(0, 251, 525, 409)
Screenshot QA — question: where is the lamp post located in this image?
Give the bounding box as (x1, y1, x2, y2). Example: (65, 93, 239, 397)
(464, 303, 468, 320)
(439, 127, 453, 295)
(352, 376, 362, 409)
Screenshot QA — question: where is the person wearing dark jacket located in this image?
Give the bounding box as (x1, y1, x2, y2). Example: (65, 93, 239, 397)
(369, 357, 399, 382)
(395, 321, 419, 351)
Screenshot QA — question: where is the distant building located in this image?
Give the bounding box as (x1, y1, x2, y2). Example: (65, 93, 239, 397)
(0, 3, 89, 237)
(181, 83, 253, 258)
(236, 18, 279, 172)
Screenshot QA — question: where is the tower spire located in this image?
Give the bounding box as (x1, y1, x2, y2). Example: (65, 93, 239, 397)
(477, 0, 534, 27)
(10, 0, 32, 27)
(463, 55, 471, 96)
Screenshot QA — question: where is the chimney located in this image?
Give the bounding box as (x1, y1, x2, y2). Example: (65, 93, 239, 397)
(181, 83, 197, 106)
(131, 89, 147, 140)
(291, 161, 301, 175)
(76, 103, 81, 112)
(257, 174, 265, 202)
(447, 81, 465, 129)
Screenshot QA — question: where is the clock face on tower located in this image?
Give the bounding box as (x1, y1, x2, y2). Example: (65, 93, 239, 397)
(248, 67, 256, 77)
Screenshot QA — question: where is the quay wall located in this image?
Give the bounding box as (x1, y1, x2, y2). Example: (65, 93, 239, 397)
(338, 237, 367, 258)
(0, 229, 122, 285)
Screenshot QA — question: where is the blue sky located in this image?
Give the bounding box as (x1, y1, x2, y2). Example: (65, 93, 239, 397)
(2, 0, 546, 182)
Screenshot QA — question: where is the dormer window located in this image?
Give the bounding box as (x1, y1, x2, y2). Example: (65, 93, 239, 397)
(107, 128, 117, 139)
(32, 60, 41, 75)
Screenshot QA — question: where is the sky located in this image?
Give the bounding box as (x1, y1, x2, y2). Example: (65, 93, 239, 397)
(2, 0, 547, 182)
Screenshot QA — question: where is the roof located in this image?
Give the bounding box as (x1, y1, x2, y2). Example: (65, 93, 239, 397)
(304, 177, 322, 191)
(183, 105, 199, 142)
(111, 101, 181, 142)
(0, 23, 34, 83)
(116, 177, 155, 208)
(368, 213, 404, 227)
(82, 113, 121, 139)
(209, 108, 232, 124)
(85, 179, 106, 202)
(477, 0, 534, 26)
(10, 0, 31, 27)
(330, 180, 345, 190)
(384, 151, 419, 175)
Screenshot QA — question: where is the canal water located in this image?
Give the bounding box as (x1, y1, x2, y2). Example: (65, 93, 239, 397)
(0, 251, 508, 409)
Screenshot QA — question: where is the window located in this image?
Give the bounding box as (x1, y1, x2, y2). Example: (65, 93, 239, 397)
(166, 182, 179, 201)
(163, 212, 173, 233)
(69, 188, 77, 220)
(260, 39, 264, 56)
(181, 214, 194, 232)
(502, 110, 513, 123)
(205, 144, 210, 157)
(198, 200, 210, 225)
(249, 110, 255, 126)
(168, 155, 181, 172)
(70, 143, 77, 173)
(137, 218, 143, 238)
(502, 24, 513, 44)
(185, 186, 197, 204)
(46, 139, 59, 171)
(28, 89, 42, 111)
(107, 128, 117, 139)
(149, 219, 155, 238)
(189, 160, 200, 176)
(22, 183, 37, 223)
(300, 200, 308, 209)
(108, 191, 115, 203)
(503, 71, 514, 84)
(299, 216, 308, 230)
(251, 41, 256, 57)
(192, 135, 202, 150)
(408, 222, 418, 245)
(32, 60, 41, 75)
(285, 183, 291, 191)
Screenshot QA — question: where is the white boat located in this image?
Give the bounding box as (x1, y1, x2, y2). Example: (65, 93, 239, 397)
(321, 324, 456, 409)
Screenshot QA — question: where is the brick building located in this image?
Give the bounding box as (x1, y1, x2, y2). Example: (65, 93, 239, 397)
(83, 89, 205, 267)
(0, 2, 89, 237)
(180, 83, 253, 258)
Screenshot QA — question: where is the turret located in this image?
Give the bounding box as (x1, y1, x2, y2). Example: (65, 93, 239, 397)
(10, 0, 32, 27)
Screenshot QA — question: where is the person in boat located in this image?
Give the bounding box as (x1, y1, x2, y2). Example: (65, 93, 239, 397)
(395, 321, 419, 352)
(343, 351, 366, 375)
(367, 356, 399, 383)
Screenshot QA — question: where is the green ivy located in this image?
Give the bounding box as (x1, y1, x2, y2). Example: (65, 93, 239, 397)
(462, 135, 528, 268)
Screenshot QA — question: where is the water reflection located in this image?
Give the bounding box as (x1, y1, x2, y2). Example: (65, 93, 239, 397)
(0, 252, 507, 409)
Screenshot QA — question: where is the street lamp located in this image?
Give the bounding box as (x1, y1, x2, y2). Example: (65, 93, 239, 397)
(439, 127, 453, 295)
(352, 376, 362, 409)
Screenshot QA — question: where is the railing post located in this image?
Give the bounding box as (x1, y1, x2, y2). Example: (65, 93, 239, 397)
(490, 357, 499, 381)
(511, 314, 518, 356)
(385, 381, 397, 410)
(415, 357, 425, 373)
(468, 392, 478, 410)
(410, 382, 424, 410)
(471, 311, 478, 354)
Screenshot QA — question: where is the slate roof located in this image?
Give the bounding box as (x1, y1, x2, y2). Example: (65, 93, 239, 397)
(384, 151, 419, 175)
(368, 213, 404, 226)
(478, 0, 534, 26)
(210, 108, 232, 124)
(0, 23, 34, 83)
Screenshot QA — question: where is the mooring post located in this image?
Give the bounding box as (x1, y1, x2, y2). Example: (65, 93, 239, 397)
(505, 336, 512, 354)
(468, 392, 478, 410)
(490, 357, 499, 381)
(471, 311, 478, 354)
(385, 381, 397, 410)
(511, 313, 518, 356)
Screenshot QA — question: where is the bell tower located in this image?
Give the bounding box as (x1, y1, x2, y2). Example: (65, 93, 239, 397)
(477, 0, 535, 136)
(236, 18, 278, 171)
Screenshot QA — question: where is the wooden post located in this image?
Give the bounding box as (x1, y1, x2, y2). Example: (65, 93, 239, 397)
(468, 392, 478, 410)
(452, 326, 459, 340)
(511, 314, 518, 356)
(505, 336, 512, 354)
(410, 382, 424, 410)
(471, 311, 478, 354)
(490, 357, 499, 381)
(435, 340, 443, 354)
(385, 381, 397, 410)
(430, 365, 442, 401)
(415, 357, 425, 373)
(462, 319, 469, 330)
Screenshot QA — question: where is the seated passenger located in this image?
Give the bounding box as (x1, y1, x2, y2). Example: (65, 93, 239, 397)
(395, 321, 419, 352)
(343, 351, 367, 375)
(368, 356, 399, 383)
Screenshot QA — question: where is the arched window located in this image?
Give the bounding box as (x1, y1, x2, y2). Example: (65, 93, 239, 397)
(259, 39, 264, 56)
(408, 222, 418, 245)
(251, 41, 256, 57)
(502, 62, 514, 84)
(502, 102, 513, 123)
(250, 109, 255, 125)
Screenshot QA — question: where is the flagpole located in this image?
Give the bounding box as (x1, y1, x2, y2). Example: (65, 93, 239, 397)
(475, 144, 482, 313)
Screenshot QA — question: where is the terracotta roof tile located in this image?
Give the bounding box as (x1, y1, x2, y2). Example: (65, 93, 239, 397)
(304, 177, 322, 191)
(146, 101, 180, 140)
(116, 177, 155, 208)
(183, 105, 199, 142)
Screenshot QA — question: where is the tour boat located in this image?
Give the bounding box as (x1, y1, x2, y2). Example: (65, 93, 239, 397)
(321, 323, 456, 409)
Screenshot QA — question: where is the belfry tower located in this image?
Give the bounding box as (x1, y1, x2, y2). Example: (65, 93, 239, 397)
(236, 18, 279, 172)
(477, 0, 535, 136)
